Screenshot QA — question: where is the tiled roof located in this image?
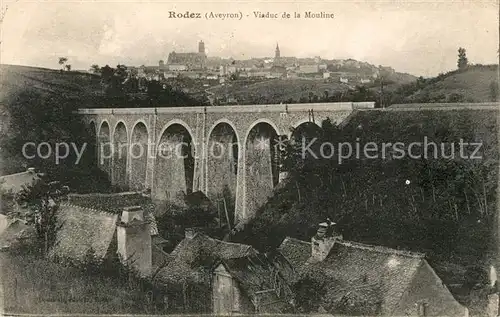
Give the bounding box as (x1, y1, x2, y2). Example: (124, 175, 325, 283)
(152, 238, 173, 270)
(220, 253, 295, 313)
(301, 239, 424, 314)
(49, 204, 118, 261)
(185, 191, 215, 210)
(324, 282, 382, 315)
(154, 232, 257, 285)
(67, 192, 158, 235)
(0, 170, 41, 194)
(269, 251, 300, 285)
(67, 192, 151, 214)
(278, 236, 312, 270)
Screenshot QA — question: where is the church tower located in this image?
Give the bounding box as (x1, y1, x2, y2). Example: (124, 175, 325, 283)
(198, 40, 205, 55)
(275, 42, 280, 59)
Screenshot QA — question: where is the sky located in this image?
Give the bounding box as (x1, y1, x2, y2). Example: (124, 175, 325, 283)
(1, 0, 498, 77)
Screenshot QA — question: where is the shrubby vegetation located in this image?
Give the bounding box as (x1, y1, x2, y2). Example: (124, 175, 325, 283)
(233, 109, 498, 289)
(0, 87, 110, 192)
(155, 196, 227, 251)
(85, 64, 208, 108)
(282, 85, 380, 106)
(386, 64, 499, 104)
(2, 243, 168, 315)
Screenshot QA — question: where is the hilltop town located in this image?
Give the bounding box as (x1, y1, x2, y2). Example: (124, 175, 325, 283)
(89, 40, 415, 105)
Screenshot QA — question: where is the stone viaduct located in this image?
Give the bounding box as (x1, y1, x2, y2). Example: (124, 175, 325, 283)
(78, 102, 375, 224)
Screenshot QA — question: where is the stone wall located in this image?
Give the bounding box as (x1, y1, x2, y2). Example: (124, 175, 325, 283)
(80, 103, 367, 223)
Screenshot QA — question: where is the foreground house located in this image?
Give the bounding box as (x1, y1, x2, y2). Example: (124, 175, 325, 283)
(50, 203, 156, 277)
(278, 222, 469, 316)
(152, 228, 258, 312)
(0, 191, 472, 315)
(152, 228, 296, 314)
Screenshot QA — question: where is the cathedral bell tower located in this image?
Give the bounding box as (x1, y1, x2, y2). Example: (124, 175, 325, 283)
(199, 40, 206, 55)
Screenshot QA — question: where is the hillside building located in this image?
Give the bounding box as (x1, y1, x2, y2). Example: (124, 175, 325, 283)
(298, 64, 320, 74)
(166, 41, 207, 71)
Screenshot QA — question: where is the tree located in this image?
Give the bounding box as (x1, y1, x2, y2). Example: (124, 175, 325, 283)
(489, 81, 498, 101)
(15, 180, 69, 255)
(457, 47, 468, 71)
(90, 64, 100, 74)
(65, 64, 71, 72)
(147, 80, 163, 101)
(0, 186, 17, 216)
(378, 67, 388, 108)
(115, 64, 128, 81)
(101, 65, 114, 81)
(99, 65, 121, 95)
(229, 72, 239, 81)
(58, 57, 68, 71)
(308, 91, 314, 102)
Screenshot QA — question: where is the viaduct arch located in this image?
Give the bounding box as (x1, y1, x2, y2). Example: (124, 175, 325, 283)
(78, 102, 374, 224)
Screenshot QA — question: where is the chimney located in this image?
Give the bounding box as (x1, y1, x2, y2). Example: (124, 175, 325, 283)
(120, 206, 144, 223)
(116, 206, 151, 277)
(311, 221, 342, 262)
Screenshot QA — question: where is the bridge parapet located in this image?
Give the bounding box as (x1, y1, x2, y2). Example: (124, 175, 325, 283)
(76, 101, 375, 115)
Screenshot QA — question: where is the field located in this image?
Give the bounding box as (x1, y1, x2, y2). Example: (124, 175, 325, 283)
(0, 64, 102, 101)
(405, 65, 499, 103)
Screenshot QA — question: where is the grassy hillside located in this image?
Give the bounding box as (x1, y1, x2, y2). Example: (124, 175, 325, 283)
(208, 65, 498, 106)
(389, 65, 499, 104)
(1, 248, 165, 315)
(0, 64, 102, 101)
(0, 64, 205, 108)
